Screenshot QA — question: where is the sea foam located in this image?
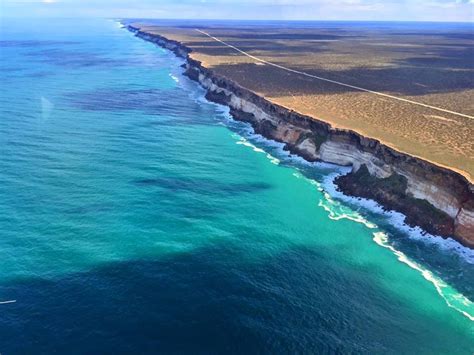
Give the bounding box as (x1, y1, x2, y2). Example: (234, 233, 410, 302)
(176, 54, 474, 321)
(372, 231, 474, 321)
(188, 70, 474, 265)
(321, 173, 474, 265)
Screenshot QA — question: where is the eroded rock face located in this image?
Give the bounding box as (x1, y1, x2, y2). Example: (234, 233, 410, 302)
(455, 208, 474, 248)
(319, 140, 393, 178)
(335, 165, 456, 237)
(128, 25, 474, 249)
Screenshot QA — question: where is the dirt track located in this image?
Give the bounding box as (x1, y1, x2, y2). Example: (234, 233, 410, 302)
(135, 22, 474, 180)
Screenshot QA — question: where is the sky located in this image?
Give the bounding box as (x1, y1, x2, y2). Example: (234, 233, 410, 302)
(1, 0, 474, 22)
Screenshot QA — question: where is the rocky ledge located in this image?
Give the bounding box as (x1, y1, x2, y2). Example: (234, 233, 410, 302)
(127, 25, 474, 249)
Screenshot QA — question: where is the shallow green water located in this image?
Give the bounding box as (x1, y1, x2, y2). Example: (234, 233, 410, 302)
(0, 18, 473, 353)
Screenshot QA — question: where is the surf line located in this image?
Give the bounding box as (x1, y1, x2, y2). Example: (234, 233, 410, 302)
(372, 232, 474, 322)
(317, 174, 474, 321)
(195, 29, 474, 120)
(0, 300, 17, 304)
(231, 104, 474, 321)
(316, 173, 474, 321)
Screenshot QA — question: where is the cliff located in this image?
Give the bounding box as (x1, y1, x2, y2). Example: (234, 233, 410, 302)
(127, 25, 474, 249)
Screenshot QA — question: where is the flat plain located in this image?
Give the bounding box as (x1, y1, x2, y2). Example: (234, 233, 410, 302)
(133, 21, 474, 181)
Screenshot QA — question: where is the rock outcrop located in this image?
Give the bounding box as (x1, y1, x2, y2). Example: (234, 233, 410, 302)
(127, 25, 474, 249)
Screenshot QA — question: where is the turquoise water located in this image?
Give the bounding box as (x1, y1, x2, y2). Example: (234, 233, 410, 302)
(0, 18, 473, 353)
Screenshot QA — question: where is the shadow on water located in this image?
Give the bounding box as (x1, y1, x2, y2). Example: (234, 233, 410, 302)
(65, 88, 212, 119)
(23, 48, 131, 68)
(0, 40, 82, 48)
(1, 243, 471, 354)
(64, 87, 225, 127)
(133, 176, 273, 196)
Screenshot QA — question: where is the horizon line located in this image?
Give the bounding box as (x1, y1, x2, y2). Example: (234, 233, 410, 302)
(2, 16, 474, 24)
(116, 18, 474, 24)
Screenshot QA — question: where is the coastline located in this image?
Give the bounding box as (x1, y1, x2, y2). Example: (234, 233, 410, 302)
(125, 24, 474, 249)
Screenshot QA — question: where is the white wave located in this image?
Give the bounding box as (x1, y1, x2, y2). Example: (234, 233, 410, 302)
(236, 139, 265, 153)
(0, 300, 16, 304)
(373, 232, 474, 322)
(287, 167, 474, 322)
(169, 74, 179, 83)
(188, 88, 234, 122)
(190, 78, 474, 265)
(318, 190, 378, 229)
(113, 20, 125, 28)
(157, 47, 474, 322)
(234, 127, 337, 169)
(266, 154, 280, 165)
(321, 173, 474, 265)
(234, 136, 281, 165)
(314, 172, 474, 321)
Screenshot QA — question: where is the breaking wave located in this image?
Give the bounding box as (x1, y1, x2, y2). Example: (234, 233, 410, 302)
(178, 54, 474, 322)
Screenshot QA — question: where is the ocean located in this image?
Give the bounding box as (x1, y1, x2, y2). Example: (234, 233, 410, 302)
(0, 18, 473, 353)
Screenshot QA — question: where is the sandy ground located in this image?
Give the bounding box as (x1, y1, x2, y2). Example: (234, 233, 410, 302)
(134, 22, 474, 181)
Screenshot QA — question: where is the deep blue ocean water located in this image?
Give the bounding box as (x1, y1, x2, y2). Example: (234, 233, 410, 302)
(0, 18, 473, 353)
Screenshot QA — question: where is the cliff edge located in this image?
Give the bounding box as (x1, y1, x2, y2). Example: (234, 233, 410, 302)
(127, 25, 474, 249)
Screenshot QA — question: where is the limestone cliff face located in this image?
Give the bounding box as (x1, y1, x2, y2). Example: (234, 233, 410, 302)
(128, 25, 474, 249)
(456, 208, 474, 246)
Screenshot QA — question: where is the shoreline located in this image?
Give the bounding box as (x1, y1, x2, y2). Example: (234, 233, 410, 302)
(124, 24, 474, 249)
(194, 28, 474, 183)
